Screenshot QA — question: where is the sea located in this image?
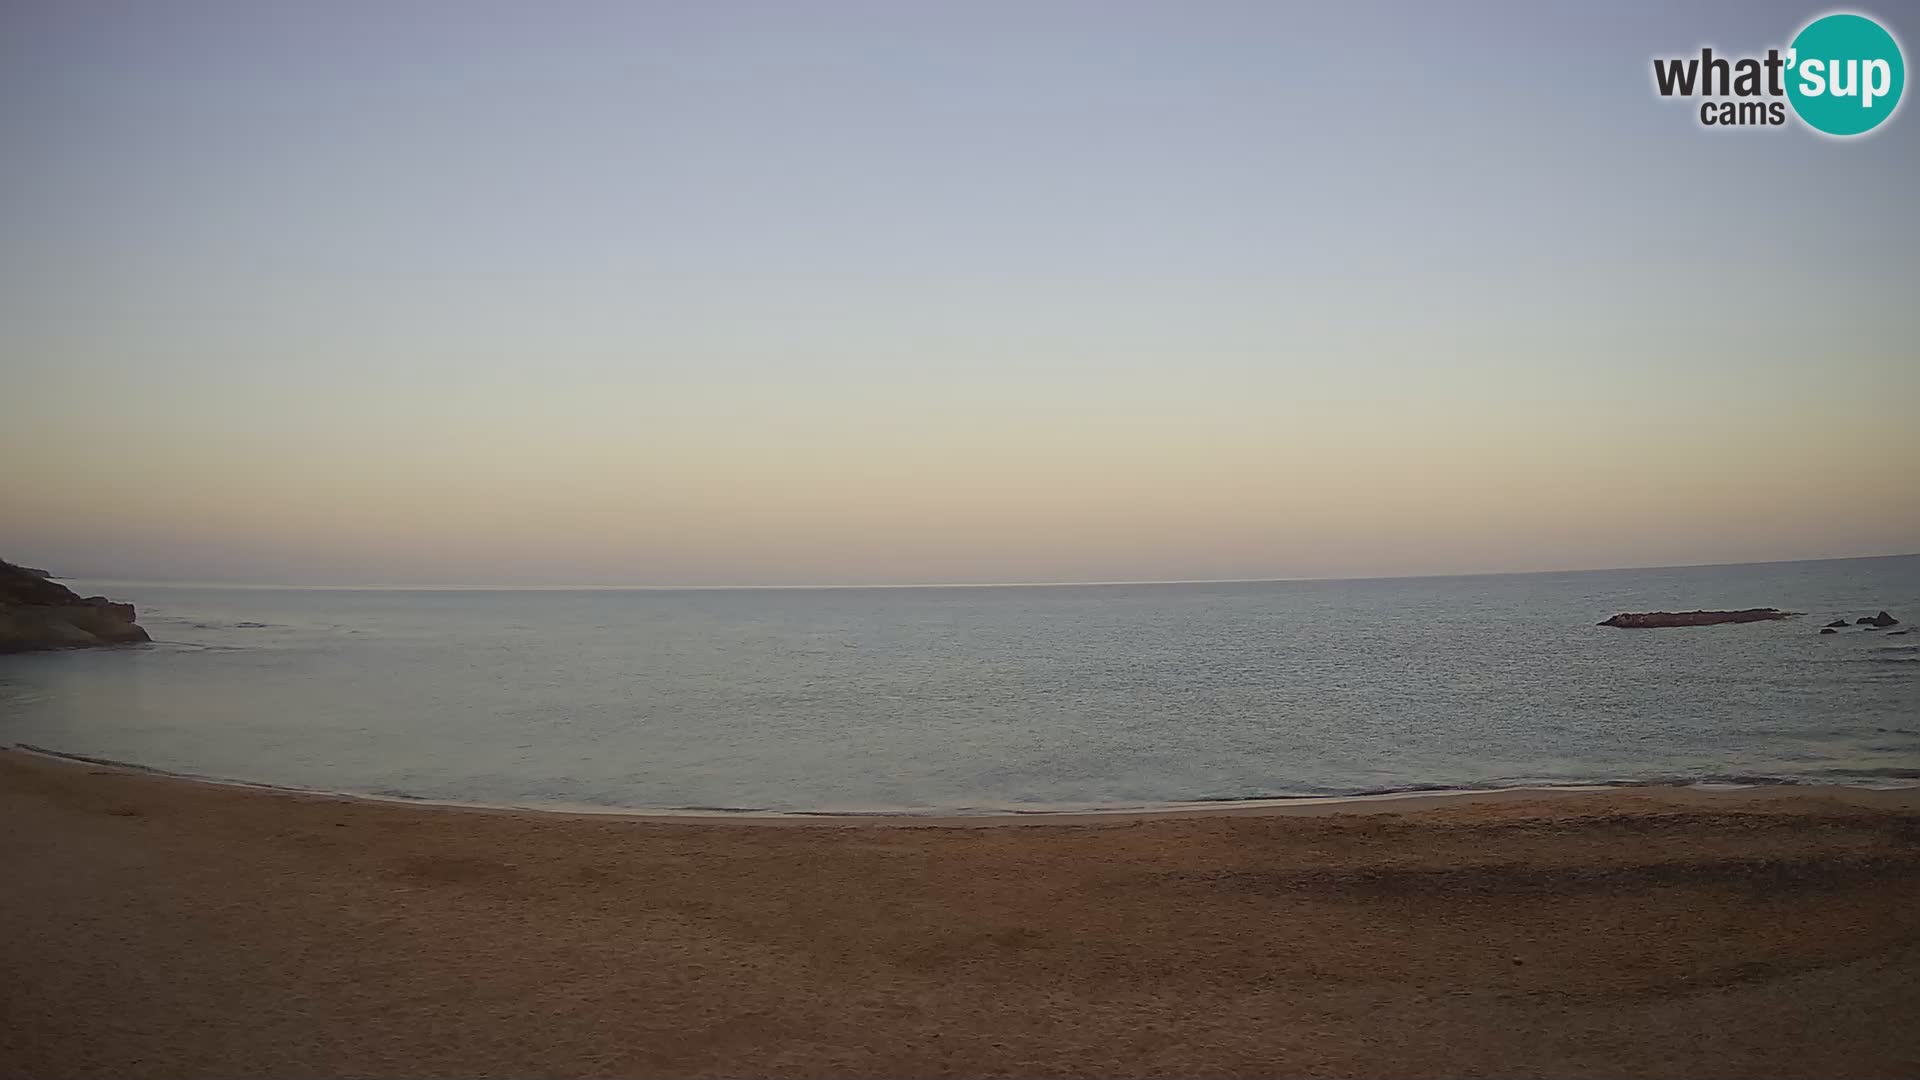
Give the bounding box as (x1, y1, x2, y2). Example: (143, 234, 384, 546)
(2, 556, 1916, 815)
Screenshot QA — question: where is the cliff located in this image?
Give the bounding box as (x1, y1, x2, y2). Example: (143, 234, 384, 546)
(0, 559, 151, 653)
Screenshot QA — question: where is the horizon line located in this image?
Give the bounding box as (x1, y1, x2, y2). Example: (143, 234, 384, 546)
(52, 550, 1920, 592)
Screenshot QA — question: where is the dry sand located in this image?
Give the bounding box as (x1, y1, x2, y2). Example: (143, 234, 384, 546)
(4, 748, 1918, 1079)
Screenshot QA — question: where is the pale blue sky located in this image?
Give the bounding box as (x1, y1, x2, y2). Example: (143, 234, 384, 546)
(2, 1, 1915, 584)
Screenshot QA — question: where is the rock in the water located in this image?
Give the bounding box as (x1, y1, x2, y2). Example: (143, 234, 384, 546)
(1819, 628, 1838, 634)
(1598, 609, 1790, 629)
(0, 559, 150, 653)
(1825, 619, 1851, 628)
(1866, 611, 1900, 627)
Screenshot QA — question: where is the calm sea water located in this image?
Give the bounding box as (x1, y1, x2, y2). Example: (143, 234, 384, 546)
(3, 557, 1917, 814)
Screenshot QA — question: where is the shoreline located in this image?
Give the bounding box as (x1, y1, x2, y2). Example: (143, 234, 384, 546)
(13, 742, 1920, 826)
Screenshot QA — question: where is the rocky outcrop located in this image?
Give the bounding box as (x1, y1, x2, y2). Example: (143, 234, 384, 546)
(1598, 609, 1790, 629)
(1857, 611, 1900, 627)
(0, 559, 150, 653)
(1825, 619, 1851, 628)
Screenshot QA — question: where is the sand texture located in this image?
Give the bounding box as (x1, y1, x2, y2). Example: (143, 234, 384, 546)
(4, 749, 1918, 1079)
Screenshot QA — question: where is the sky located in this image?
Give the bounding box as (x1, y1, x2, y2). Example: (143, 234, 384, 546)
(2, 0, 1916, 586)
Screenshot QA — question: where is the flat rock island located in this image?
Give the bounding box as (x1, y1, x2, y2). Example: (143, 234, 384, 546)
(1598, 608, 1790, 629)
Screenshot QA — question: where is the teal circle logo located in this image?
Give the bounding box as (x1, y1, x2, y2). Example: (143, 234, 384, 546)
(1787, 13, 1905, 136)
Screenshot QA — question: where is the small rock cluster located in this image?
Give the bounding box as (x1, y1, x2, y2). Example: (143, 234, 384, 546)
(1818, 611, 1902, 635)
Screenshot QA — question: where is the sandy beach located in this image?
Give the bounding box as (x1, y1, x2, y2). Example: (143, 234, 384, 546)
(4, 749, 1918, 1079)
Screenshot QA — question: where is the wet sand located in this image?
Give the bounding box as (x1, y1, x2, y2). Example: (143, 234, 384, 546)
(4, 748, 1918, 1078)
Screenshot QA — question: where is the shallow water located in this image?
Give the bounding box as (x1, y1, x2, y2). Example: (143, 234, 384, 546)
(3, 556, 1916, 813)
